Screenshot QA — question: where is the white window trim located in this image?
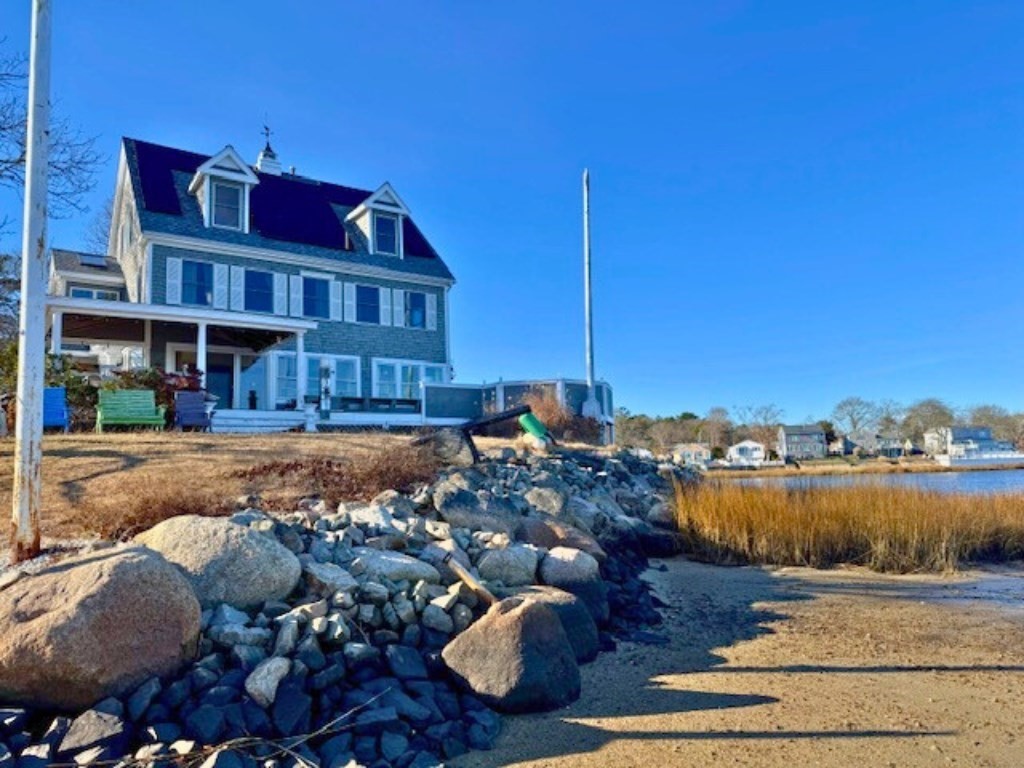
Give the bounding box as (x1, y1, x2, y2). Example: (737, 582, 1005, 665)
(353, 283, 382, 325)
(370, 357, 448, 399)
(211, 180, 245, 231)
(273, 351, 362, 405)
(180, 258, 215, 308)
(372, 212, 402, 258)
(300, 274, 332, 320)
(243, 267, 277, 314)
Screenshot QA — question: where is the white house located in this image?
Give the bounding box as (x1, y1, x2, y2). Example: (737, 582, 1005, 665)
(726, 439, 766, 466)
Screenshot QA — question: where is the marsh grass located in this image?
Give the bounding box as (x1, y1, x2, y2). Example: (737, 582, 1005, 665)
(674, 480, 1024, 572)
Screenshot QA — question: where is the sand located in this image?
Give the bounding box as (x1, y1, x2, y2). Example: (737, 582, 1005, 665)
(454, 558, 1024, 768)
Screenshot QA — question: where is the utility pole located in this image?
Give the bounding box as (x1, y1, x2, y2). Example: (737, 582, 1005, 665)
(581, 168, 601, 420)
(11, 0, 51, 562)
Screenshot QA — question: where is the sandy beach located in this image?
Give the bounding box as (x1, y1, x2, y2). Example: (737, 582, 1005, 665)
(455, 558, 1024, 768)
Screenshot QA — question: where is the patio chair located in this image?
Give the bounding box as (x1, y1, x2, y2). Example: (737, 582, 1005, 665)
(43, 386, 70, 432)
(174, 390, 214, 432)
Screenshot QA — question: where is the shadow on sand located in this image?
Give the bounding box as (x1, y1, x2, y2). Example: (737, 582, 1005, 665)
(454, 559, 957, 765)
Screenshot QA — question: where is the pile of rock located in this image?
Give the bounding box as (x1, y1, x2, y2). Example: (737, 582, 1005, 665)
(0, 447, 695, 768)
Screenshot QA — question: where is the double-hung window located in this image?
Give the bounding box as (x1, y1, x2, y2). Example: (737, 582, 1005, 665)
(181, 260, 213, 306)
(375, 363, 397, 398)
(356, 285, 380, 324)
(335, 359, 359, 397)
(374, 213, 398, 256)
(405, 291, 426, 329)
(212, 182, 242, 229)
(245, 269, 274, 313)
(275, 355, 297, 408)
(303, 276, 330, 319)
(373, 360, 446, 400)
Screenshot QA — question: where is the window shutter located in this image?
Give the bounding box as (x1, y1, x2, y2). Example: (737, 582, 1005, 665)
(330, 280, 342, 321)
(165, 257, 182, 305)
(213, 264, 229, 309)
(426, 293, 437, 331)
(392, 289, 405, 327)
(230, 266, 245, 311)
(343, 283, 356, 322)
(379, 287, 392, 326)
(273, 273, 288, 315)
(289, 275, 303, 317)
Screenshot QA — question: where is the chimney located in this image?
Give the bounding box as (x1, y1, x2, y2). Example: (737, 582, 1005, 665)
(256, 141, 282, 175)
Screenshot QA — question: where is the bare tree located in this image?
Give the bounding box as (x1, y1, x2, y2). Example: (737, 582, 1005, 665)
(701, 406, 732, 449)
(901, 398, 954, 445)
(831, 396, 880, 436)
(82, 195, 113, 253)
(876, 399, 905, 436)
(0, 41, 102, 236)
(736, 403, 784, 453)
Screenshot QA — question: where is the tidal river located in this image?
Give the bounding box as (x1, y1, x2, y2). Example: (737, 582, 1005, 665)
(733, 468, 1024, 494)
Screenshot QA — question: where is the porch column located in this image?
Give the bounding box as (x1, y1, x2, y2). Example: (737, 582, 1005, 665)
(295, 331, 307, 410)
(196, 321, 208, 388)
(143, 319, 152, 367)
(49, 310, 62, 355)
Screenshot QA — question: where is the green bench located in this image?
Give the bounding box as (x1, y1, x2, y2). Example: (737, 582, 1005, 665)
(96, 390, 166, 433)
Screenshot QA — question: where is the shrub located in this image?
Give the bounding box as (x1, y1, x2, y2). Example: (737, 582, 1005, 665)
(0, 341, 99, 431)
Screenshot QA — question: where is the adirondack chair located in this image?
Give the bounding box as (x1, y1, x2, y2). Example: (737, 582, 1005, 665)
(174, 390, 214, 432)
(95, 390, 166, 433)
(43, 386, 70, 432)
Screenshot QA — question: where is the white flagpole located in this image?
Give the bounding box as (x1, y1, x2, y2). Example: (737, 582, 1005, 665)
(581, 168, 600, 421)
(11, 0, 51, 562)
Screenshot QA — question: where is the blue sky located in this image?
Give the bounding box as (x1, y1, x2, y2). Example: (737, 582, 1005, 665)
(4, 1, 1023, 420)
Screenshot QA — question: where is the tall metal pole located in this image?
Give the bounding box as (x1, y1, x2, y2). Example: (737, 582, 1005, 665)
(581, 168, 600, 420)
(11, 0, 51, 562)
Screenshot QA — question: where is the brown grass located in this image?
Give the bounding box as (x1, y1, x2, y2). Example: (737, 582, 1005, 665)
(234, 442, 440, 509)
(0, 432, 470, 544)
(674, 480, 1024, 572)
(706, 457, 1017, 479)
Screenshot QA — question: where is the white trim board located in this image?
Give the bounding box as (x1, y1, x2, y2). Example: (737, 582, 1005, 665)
(142, 232, 455, 288)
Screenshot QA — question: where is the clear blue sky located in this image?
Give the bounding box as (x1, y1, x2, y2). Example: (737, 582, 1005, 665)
(4, 1, 1023, 421)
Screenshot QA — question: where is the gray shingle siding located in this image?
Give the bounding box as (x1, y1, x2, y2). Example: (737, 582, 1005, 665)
(149, 244, 447, 395)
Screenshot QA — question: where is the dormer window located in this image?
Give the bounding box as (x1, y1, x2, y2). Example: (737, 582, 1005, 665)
(212, 182, 243, 229)
(374, 213, 398, 256)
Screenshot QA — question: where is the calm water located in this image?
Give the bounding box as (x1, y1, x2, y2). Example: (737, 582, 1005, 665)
(731, 468, 1024, 495)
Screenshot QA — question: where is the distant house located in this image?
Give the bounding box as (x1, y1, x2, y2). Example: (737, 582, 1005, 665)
(923, 426, 1014, 457)
(777, 424, 827, 461)
(671, 443, 711, 466)
(828, 435, 857, 456)
(726, 439, 766, 466)
(877, 435, 906, 459)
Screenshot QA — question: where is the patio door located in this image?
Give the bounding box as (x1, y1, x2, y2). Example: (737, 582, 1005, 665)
(206, 353, 234, 410)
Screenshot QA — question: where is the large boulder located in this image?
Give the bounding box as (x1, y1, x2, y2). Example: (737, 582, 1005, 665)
(442, 597, 580, 713)
(476, 545, 538, 587)
(539, 546, 609, 625)
(433, 483, 514, 534)
(508, 586, 599, 663)
(0, 547, 200, 711)
(515, 517, 607, 563)
(135, 515, 301, 609)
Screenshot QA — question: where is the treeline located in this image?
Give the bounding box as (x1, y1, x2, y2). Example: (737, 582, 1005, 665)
(615, 397, 1024, 454)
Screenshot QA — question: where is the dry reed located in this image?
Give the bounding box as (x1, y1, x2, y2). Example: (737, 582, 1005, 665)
(674, 480, 1024, 572)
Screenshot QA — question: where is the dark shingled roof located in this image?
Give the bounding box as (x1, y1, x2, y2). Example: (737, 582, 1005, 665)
(51, 248, 124, 279)
(125, 138, 446, 273)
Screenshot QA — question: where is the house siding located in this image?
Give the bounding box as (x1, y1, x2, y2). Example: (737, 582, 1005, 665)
(148, 244, 447, 396)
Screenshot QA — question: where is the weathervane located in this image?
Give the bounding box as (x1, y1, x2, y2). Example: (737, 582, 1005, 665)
(261, 123, 273, 151)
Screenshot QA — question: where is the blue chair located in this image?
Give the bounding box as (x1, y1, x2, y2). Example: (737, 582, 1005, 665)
(43, 386, 70, 432)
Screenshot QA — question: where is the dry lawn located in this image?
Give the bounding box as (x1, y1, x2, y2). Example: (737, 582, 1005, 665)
(707, 457, 1024, 479)
(0, 431, 462, 543)
(675, 480, 1024, 572)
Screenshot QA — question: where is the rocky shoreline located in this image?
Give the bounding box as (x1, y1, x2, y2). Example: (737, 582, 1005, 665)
(0, 446, 696, 768)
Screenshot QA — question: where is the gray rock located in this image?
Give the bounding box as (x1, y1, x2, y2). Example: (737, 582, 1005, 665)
(135, 515, 301, 609)
(126, 677, 162, 721)
(442, 597, 580, 713)
(384, 645, 428, 680)
(477, 545, 538, 587)
(538, 547, 608, 625)
(349, 548, 440, 584)
(244, 657, 291, 708)
(524, 487, 567, 518)
(421, 604, 454, 634)
(209, 604, 251, 627)
(273, 620, 300, 656)
(207, 623, 273, 647)
(433, 484, 512, 534)
(57, 709, 129, 759)
(303, 562, 358, 597)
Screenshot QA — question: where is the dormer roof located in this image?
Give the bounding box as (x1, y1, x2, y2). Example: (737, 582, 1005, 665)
(346, 182, 411, 221)
(188, 145, 259, 193)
